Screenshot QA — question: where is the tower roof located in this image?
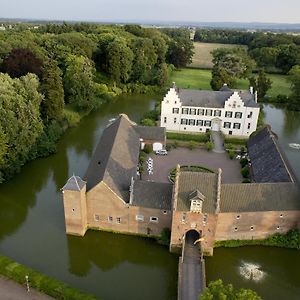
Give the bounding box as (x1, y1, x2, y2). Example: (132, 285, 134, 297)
(62, 175, 86, 191)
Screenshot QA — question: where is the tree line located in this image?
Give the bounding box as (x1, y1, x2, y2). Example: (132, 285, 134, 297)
(0, 23, 194, 182)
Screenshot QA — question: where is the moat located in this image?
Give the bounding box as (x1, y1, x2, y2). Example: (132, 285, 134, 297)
(0, 95, 299, 300)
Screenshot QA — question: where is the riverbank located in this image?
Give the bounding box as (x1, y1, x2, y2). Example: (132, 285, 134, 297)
(0, 254, 99, 300)
(214, 229, 300, 249)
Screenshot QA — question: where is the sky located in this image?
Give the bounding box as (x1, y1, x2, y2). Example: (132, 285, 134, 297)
(0, 0, 299, 24)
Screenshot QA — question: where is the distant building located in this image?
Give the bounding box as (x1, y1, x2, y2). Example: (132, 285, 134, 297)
(160, 83, 260, 137)
(62, 115, 300, 256)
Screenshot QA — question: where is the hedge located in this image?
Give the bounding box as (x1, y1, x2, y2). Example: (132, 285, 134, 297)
(224, 137, 248, 145)
(0, 255, 99, 300)
(214, 229, 300, 249)
(167, 132, 210, 143)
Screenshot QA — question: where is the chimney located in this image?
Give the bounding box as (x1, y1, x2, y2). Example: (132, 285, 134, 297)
(254, 91, 258, 103)
(172, 82, 176, 89)
(250, 86, 254, 94)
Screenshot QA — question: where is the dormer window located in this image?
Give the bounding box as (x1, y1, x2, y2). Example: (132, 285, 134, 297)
(189, 190, 205, 213)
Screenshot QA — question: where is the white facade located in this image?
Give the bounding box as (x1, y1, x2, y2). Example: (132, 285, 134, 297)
(160, 86, 260, 137)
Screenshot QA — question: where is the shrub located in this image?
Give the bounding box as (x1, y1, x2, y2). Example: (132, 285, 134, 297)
(63, 109, 81, 127)
(242, 178, 251, 183)
(166, 143, 172, 151)
(143, 144, 152, 154)
(188, 140, 197, 150)
(140, 118, 156, 126)
(0, 255, 99, 300)
(167, 132, 209, 143)
(228, 150, 235, 159)
(240, 157, 248, 168)
(241, 166, 250, 178)
(172, 141, 178, 148)
(158, 228, 171, 246)
(205, 141, 214, 151)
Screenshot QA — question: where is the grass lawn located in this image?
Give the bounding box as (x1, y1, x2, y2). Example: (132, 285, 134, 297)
(189, 42, 247, 69)
(170, 68, 290, 97)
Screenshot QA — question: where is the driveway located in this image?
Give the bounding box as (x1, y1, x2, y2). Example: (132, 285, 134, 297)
(0, 276, 54, 300)
(142, 147, 243, 183)
(211, 131, 225, 153)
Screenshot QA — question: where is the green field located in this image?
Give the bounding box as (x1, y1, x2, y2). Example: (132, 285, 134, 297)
(170, 68, 290, 97)
(189, 42, 247, 69)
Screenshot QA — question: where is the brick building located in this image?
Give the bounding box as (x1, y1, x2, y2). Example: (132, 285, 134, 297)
(62, 116, 300, 256)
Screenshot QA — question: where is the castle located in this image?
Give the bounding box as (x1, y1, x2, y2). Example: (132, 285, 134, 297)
(160, 83, 260, 137)
(62, 113, 300, 255)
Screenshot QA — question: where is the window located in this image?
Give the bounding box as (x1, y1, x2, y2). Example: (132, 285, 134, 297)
(94, 214, 100, 221)
(164, 117, 167, 123)
(190, 199, 202, 213)
(205, 109, 213, 116)
(173, 108, 179, 114)
(214, 110, 221, 117)
(108, 216, 113, 222)
(72, 208, 75, 212)
(203, 214, 208, 223)
(247, 123, 251, 129)
(235, 112, 243, 119)
(189, 119, 195, 126)
(224, 122, 231, 129)
(196, 119, 203, 126)
(225, 111, 233, 118)
(280, 214, 283, 218)
(174, 118, 177, 124)
(136, 215, 144, 222)
(182, 108, 189, 114)
(150, 216, 158, 223)
(182, 213, 187, 223)
(204, 120, 211, 127)
(190, 108, 196, 115)
(163, 210, 167, 215)
(234, 227, 238, 232)
(116, 217, 121, 224)
(250, 226, 254, 231)
(181, 119, 188, 125)
(197, 109, 205, 116)
(247, 111, 253, 118)
(236, 215, 240, 219)
(277, 226, 280, 230)
(233, 123, 241, 129)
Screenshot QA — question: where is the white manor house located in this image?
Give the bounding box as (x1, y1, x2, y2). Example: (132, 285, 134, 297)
(160, 83, 260, 137)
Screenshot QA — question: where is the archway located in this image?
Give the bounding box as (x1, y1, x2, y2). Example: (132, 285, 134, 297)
(185, 229, 201, 246)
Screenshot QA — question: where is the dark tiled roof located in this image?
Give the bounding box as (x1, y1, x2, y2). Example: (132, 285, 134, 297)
(131, 180, 173, 210)
(219, 85, 232, 92)
(177, 88, 258, 108)
(62, 175, 86, 191)
(176, 171, 217, 212)
(84, 115, 140, 201)
(247, 126, 293, 183)
(221, 183, 300, 212)
(134, 126, 165, 141)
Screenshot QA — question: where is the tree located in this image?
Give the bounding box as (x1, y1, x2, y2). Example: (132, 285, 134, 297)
(200, 279, 261, 300)
(0, 48, 43, 78)
(288, 65, 300, 110)
(41, 60, 65, 121)
(276, 44, 300, 73)
(64, 55, 101, 111)
(249, 70, 272, 101)
(210, 66, 236, 90)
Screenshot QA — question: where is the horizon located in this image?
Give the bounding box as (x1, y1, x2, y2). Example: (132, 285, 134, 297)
(0, 0, 299, 24)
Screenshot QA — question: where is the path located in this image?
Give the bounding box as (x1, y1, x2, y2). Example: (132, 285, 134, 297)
(211, 131, 225, 153)
(0, 276, 54, 300)
(178, 232, 205, 300)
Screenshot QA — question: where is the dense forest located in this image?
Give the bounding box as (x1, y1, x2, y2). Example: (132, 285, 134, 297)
(0, 23, 194, 182)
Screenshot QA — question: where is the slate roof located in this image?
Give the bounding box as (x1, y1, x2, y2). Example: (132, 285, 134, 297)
(247, 126, 293, 183)
(131, 180, 173, 210)
(221, 183, 300, 212)
(62, 175, 86, 191)
(176, 88, 258, 108)
(84, 115, 140, 201)
(134, 126, 165, 141)
(176, 171, 217, 212)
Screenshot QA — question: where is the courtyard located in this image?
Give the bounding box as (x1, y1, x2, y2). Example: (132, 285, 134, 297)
(141, 147, 243, 184)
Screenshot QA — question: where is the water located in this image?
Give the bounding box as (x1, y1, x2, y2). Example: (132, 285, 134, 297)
(205, 104, 300, 300)
(0, 94, 178, 300)
(1, 100, 300, 300)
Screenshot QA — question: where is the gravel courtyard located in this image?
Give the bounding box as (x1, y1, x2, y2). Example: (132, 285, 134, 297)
(141, 147, 243, 183)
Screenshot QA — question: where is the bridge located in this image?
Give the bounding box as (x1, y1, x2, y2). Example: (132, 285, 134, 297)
(177, 230, 206, 300)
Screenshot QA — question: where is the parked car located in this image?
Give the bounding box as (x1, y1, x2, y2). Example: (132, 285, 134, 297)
(155, 149, 168, 155)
